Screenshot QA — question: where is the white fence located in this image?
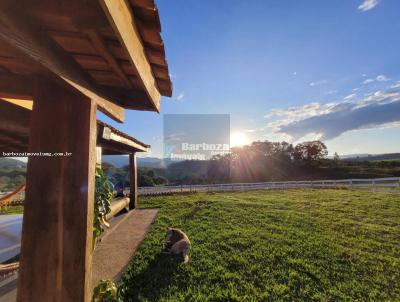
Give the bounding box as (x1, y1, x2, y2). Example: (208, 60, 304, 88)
(138, 177, 400, 195)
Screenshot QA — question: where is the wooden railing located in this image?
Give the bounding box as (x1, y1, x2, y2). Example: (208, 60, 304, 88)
(138, 177, 400, 195)
(0, 183, 26, 209)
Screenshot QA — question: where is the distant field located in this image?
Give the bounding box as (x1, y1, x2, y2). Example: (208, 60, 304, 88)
(120, 189, 400, 301)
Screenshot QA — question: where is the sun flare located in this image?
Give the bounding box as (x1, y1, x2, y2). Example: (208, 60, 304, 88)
(231, 132, 248, 147)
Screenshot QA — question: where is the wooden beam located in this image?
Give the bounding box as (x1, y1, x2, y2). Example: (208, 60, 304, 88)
(0, 73, 34, 100)
(99, 141, 132, 155)
(99, 0, 161, 112)
(0, 143, 23, 153)
(101, 125, 149, 152)
(85, 29, 133, 88)
(0, 1, 125, 123)
(0, 100, 30, 135)
(0, 129, 28, 145)
(0, 140, 27, 152)
(129, 153, 138, 209)
(104, 86, 156, 111)
(17, 83, 97, 301)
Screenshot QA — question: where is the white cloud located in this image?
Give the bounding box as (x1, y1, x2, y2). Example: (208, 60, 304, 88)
(363, 78, 375, 84)
(376, 74, 389, 82)
(264, 87, 400, 141)
(176, 92, 185, 101)
(325, 90, 338, 95)
(293, 71, 297, 76)
(309, 79, 327, 87)
(362, 74, 390, 84)
(391, 81, 400, 89)
(265, 102, 339, 124)
(358, 0, 379, 11)
(344, 93, 357, 100)
(352, 88, 360, 92)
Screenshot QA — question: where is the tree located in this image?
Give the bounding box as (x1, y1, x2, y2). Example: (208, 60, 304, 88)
(138, 174, 155, 187)
(0, 176, 10, 191)
(146, 170, 155, 178)
(333, 152, 340, 162)
(293, 141, 328, 162)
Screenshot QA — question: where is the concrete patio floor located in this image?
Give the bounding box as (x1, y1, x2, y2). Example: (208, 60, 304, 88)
(0, 209, 159, 301)
(92, 208, 159, 287)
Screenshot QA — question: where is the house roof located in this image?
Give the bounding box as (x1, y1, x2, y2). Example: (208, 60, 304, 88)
(0, 0, 172, 121)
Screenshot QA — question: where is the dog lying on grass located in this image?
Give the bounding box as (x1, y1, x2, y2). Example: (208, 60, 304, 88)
(163, 228, 191, 264)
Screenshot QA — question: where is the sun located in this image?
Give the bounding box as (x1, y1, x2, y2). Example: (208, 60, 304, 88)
(230, 131, 248, 147)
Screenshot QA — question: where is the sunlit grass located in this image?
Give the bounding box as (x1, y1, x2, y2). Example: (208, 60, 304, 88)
(119, 189, 400, 301)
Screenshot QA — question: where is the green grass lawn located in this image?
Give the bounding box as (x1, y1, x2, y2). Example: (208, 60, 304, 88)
(0, 205, 23, 215)
(119, 189, 400, 302)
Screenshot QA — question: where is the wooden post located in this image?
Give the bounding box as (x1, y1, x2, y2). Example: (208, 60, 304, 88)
(17, 81, 97, 302)
(129, 153, 137, 209)
(96, 147, 102, 167)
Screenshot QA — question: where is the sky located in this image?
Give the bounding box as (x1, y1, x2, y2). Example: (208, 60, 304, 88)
(99, 0, 400, 158)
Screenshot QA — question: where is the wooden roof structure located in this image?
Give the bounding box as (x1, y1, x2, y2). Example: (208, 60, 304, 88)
(0, 0, 172, 122)
(0, 1, 172, 300)
(0, 99, 149, 154)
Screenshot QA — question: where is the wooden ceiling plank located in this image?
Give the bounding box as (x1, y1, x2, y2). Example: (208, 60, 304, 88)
(0, 56, 32, 74)
(73, 54, 110, 71)
(136, 19, 162, 46)
(0, 129, 28, 145)
(99, 0, 161, 112)
(0, 1, 125, 123)
(129, 0, 155, 10)
(85, 29, 133, 88)
(146, 49, 167, 66)
(156, 79, 172, 97)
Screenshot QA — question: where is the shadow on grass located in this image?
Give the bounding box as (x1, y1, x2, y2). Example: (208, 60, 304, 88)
(120, 252, 189, 301)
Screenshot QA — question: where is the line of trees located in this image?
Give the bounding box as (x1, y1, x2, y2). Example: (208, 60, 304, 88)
(165, 140, 400, 184)
(102, 140, 400, 187)
(101, 163, 167, 189)
(207, 140, 329, 183)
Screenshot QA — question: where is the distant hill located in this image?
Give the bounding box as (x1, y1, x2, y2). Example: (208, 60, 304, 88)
(103, 155, 129, 167)
(0, 158, 27, 169)
(0, 158, 27, 191)
(341, 153, 400, 161)
(340, 153, 370, 159)
(103, 155, 178, 168)
(138, 157, 178, 168)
